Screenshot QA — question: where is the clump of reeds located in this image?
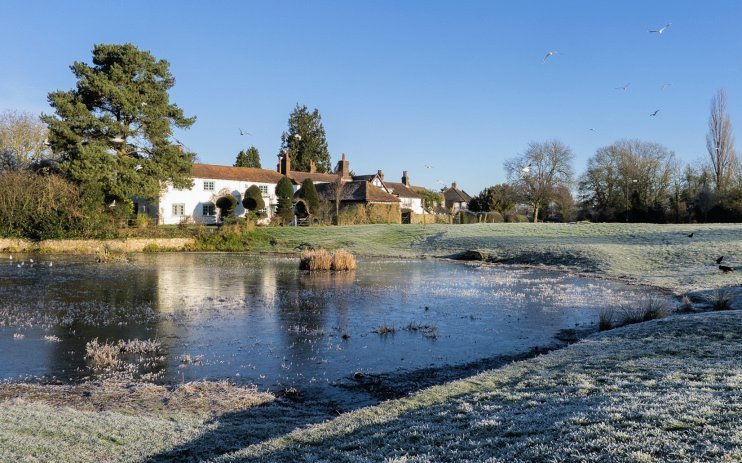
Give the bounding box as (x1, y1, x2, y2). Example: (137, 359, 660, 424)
(95, 245, 129, 263)
(709, 289, 733, 311)
(598, 308, 614, 331)
(85, 338, 121, 369)
(374, 323, 397, 335)
(300, 249, 332, 271)
(331, 249, 357, 271)
(677, 295, 694, 313)
(619, 297, 670, 326)
(300, 249, 356, 271)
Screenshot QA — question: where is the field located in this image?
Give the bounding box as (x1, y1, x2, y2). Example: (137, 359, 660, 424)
(0, 222, 740, 462)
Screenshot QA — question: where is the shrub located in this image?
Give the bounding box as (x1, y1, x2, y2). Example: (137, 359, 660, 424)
(298, 178, 320, 215)
(216, 195, 238, 220)
(620, 297, 669, 325)
(242, 185, 265, 212)
(338, 204, 369, 225)
(133, 214, 151, 228)
(485, 211, 504, 223)
(276, 176, 295, 224)
(331, 249, 356, 271)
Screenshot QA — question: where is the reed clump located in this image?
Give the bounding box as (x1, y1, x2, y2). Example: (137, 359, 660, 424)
(300, 249, 356, 271)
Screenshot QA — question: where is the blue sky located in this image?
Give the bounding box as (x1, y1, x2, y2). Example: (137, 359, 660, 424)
(2, 0, 741, 194)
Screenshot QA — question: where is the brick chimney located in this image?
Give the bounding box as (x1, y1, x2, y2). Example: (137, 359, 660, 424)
(377, 169, 384, 181)
(335, 153, 350, 178)
(451, 182, 457, 190)
(279, 151, 291, 175)
(402, 170, 410, 186)
(309, 160, 316, 173)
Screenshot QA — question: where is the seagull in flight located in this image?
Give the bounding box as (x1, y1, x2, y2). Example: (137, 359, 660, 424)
(650, 109, 661, 117)
(424, 165, 433, 169)
(520, 163, 532, 174)
(589, 128, 598, 133)
(542, 51, 558, 63)
(649, 23, 671, 34)
(661, 83, 672, 90)
(615, 83, 630, 91)
(239, 128, 251, 136)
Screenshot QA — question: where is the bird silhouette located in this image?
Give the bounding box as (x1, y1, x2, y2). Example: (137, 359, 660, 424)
(239, 128, 251, 136)
(650, 109, 661, 117)
(719, 265, 734, 273)
(424, 165, 433, 169)
(661, 83, 672, 90)
(687, 232, 694, 238)
(649, 23, 671, 34)
(520, 164, 532, 175)
(615, 83, 630, 91)
(542, 51, 558, 63)
(716, 256, 724, 264)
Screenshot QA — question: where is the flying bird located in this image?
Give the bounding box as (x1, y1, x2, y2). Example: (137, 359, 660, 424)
(589, 128, 598, 133)
(649, 23, 671, 34)
(424, 165, 433, 169)
(661, 83, 672, 90)
(521, 163, 532, 174)
(615, 83, 630, 91)
(542, 51, 558, 63)
(719, 265, 734, 273)
(716, 256, 724, 264)
(650, 109, 661, 117)
(239, 128, 251, 136)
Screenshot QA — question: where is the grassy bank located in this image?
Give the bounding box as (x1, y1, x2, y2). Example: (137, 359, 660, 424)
(214, 311, 742, 462)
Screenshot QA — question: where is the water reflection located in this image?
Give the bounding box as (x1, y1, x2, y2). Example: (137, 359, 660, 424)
(0, 254, 666, 400)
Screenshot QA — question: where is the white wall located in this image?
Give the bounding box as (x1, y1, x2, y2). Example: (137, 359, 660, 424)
(400, 196, 424, 214)
(159, 177, 281, 225)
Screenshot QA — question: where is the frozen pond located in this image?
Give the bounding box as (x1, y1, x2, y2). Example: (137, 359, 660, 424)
(0, 253, 668, 405)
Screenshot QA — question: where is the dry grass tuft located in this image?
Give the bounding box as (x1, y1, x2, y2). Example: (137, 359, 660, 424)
(300, 249, 332, 271)
(598, 308, 614, 331)
(331, 249, 357, 271)
(709, 289, 733, 311)
(95, 245, 129, 263)
(619, 297, 670, 326)
(678, 295, 694, 313)
(85, 338, 162, 370)
(300, 249, 357, 271)
(374, 323, 397, 335)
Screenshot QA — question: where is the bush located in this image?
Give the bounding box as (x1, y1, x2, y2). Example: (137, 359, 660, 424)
(242, 185, 265, 212)
(598, 309, 613, 331)
(216, 195, 238, 220)
(300, 249, 332, 271)
(276, 176, 295, 224)
(620, 297, 669, 325)
(299, 178, 320, 215)
(0, 171, 96, 239)
(484, 211, 504, 223)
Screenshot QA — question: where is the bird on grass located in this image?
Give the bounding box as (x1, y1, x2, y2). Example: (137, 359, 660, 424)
(719, 265, 734, 273)
(716, 256, 724, 264)
(650, 109, 661, 117)
(649, 23, 671, 34)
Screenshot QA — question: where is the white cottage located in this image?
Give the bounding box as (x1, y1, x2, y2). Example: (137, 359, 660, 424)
(156, 164, 289, 224)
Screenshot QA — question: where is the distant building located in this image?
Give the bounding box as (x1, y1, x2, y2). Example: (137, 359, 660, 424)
(443, 182, 471, 212)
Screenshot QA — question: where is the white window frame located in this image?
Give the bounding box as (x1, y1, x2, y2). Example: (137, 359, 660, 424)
(259, 185, 269, 195)
(202, 203, 215, 216)
(172, 203, 185, 216)
(203, 181, 215, 191)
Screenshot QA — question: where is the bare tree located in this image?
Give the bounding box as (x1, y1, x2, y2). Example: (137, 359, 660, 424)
(706, 89, 738, 192)
(326, 176, 344, 224)
(0, 110, 51, 170)
(505, 140, 574, 223)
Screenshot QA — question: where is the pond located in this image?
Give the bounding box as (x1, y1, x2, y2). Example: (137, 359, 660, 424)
(0, 253, 668, 407)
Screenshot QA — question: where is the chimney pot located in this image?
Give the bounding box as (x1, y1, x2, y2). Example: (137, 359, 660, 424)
(451, 182, 457, 189)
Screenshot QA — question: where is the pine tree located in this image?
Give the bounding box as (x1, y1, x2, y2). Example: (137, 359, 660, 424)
(42, 43, 196, 213)
(243, 184, 265, 212)
(279, 104, 331, 173)
(299, 178, 320, 214)
(275, 176, 295, 223)
(235, 146, 261, 168)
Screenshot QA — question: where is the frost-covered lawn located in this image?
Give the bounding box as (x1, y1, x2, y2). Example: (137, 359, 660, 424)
(261, 223, 742, 292)
(215, 311, 742, 463)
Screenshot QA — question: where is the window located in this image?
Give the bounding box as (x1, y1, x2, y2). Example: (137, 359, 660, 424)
(203, 181, 215, 191)
(259, 185, 268, 195)
(202, 203, 215, 216)
(172, 204, 185, 216)
(259, 207, 268, 214)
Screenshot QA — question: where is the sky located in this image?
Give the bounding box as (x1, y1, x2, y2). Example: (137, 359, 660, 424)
(2, 0, 741, 194)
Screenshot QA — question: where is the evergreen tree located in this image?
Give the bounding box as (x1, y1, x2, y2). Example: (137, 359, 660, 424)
(234, 146, 261, 168)
(279, 104, 331, 173)
(276, 176, 295, 223)
(242, 184, 265, 212)
(42, 43, 196, 213)
(299, 178, 320, 214)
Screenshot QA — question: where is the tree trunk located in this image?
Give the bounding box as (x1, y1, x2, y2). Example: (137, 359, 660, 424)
(533, 205, 540, 223)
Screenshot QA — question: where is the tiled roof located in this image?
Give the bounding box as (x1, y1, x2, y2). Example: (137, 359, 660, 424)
(444, 186, 472, 203)
(290, 171, 341, 184)
(310, 181, 400, 203)
(192, 164, 289, 184)
(352, 174, 377, 182)
(384, 182, 421, 199)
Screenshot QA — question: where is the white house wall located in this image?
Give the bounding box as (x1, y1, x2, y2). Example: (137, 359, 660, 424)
(400, 197, 424, 214)
(159, 177, 281, 225)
